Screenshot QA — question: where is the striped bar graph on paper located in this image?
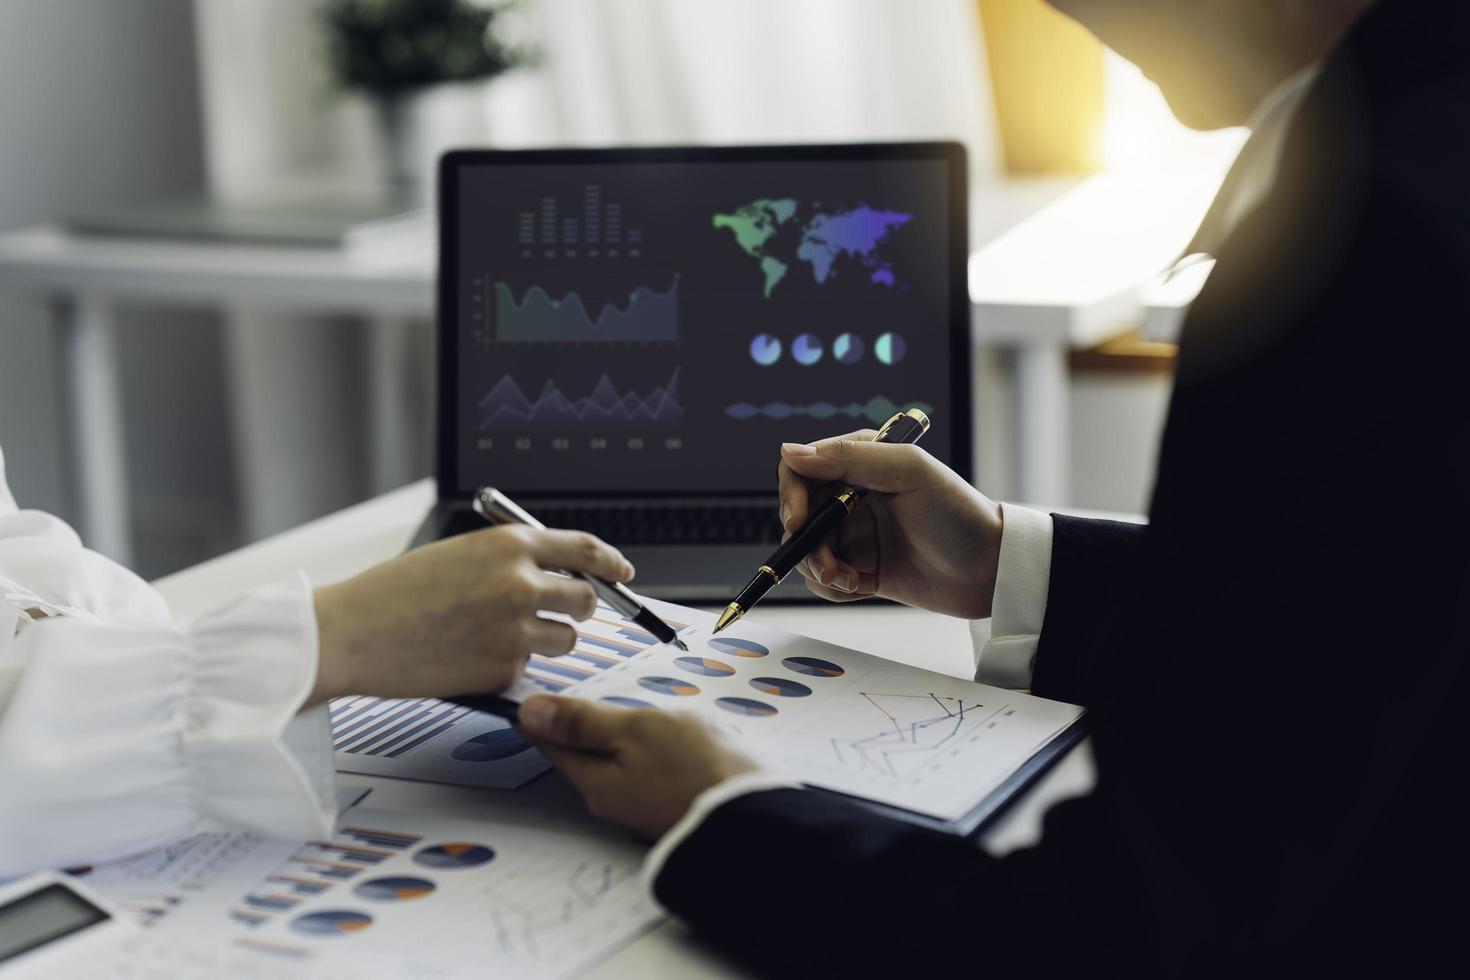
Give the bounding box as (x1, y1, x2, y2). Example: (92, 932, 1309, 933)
(512, 604, 693, 694)
(329, 697, 470, 758)
(297, 842, 391, 866)
(266, 876, 331, 897)
(287, 859, 360, 881)
(338, 827, 422, 851)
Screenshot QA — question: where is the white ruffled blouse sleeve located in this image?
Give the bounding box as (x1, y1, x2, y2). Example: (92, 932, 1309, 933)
(0, 446, 335, 877)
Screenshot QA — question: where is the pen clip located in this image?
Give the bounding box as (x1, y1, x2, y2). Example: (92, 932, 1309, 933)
(873, 407, 930, 443)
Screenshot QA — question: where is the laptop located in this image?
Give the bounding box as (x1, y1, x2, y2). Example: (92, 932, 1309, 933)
(413, 142, 972, 602)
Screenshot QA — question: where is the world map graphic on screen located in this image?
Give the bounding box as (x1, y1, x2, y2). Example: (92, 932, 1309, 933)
(713, 198, 913, 297)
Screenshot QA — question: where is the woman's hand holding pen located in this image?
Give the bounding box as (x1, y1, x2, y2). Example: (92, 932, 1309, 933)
(777, 432, 1005, 618)
(308, 526, 635, 705)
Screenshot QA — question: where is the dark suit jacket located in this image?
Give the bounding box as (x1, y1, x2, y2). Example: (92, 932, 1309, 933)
(652, 2, 1470, 975)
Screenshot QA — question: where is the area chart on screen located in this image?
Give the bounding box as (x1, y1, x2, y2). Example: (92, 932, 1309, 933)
(494, 277, 678, 343)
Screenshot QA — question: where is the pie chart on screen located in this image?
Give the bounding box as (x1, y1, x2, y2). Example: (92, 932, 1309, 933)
(750, 334, 782, 366)
(290, 910, 373, 937)
(792, 333, 824, 365)
(875, 332, 907, 365)
(353, 877, 436, 902)
(834, 332, 865, 365)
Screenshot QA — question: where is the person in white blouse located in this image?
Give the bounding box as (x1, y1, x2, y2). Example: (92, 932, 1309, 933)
(0, 444, 633, 878)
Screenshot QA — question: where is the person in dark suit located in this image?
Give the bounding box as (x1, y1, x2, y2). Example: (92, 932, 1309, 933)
(519, 0, 1470, 973)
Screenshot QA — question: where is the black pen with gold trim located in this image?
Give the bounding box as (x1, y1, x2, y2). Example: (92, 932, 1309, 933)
(713, 408, 932, 634)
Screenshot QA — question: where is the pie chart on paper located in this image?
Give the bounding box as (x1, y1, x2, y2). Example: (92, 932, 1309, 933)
(714, 697, 779, 718)
(709, 637, 770, 659)
(290, 910, 374, 937)
(782, 656, 845, 678)
(749, 677, 813, 698)
(353, 877, 436, 902)
(674, 656, 736, 677)
(602, 696, 656, 709)
(413, 843, 496, 869)
(450, 728, 532, 762)
(638, 676, 701, 697)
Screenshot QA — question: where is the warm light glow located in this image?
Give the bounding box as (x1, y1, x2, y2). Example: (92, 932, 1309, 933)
(1101, 49, 1246, 176)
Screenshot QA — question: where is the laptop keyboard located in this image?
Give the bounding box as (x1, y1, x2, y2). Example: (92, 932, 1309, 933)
(444, 501, 785, 546)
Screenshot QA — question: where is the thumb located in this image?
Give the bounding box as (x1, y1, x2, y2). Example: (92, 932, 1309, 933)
(517, 695, 623, 753)
(780, 439, 931, 494)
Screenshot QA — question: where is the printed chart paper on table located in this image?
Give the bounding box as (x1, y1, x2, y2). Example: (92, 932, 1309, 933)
(504, 599, 1085, 825)
(329, 695, 551, 789)
(66, 806, 659, 980)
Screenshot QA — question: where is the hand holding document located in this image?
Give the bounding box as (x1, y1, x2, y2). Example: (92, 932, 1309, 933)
(504, 597, 1084, 835)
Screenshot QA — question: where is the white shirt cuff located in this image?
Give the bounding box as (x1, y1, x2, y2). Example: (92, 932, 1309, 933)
(641, 770, 800, 901)
(184, 572, 336, 840)
(973, 503, 1054, 690)
(0, 573, 335, 876)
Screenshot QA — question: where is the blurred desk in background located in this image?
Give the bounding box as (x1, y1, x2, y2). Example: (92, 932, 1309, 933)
(0, 224, 433, 564)
(968, 171, 1220, 507)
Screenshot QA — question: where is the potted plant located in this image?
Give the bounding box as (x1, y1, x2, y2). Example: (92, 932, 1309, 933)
(323, 0, 527, 203)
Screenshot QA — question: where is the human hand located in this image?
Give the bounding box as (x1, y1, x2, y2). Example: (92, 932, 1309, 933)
(517, 696, 760, 840)
(777, 433, 1004, 618)
(308, 527, 634, 704)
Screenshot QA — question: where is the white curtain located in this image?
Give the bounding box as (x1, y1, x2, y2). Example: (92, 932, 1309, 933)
(487, 0, 998, 172)
(194, 0, 1000, 197)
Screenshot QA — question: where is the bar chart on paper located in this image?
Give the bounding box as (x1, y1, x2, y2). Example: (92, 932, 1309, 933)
(88, 807, 660, 980)
(329, 696, 550, 789)
(503, 603, 693, 700)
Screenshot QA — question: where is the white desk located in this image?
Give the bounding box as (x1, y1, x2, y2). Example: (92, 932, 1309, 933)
(152, 479, 1098, 978)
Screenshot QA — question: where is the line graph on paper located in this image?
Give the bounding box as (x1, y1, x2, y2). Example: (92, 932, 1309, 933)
(481, 857, 639, 961)
(830, 694, 1017, 779)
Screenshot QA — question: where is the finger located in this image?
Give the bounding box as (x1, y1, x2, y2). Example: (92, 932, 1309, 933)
(780, 435, 933, 494)
(534, 741, 621, 797)
(804, 577, 876, 603)
(529, 529, 635, 583)
(805, 542, 864, 594)
(528, 617, 578, 656)
(534, 573, 598, 620)
(517, 695, 627, 752)
(777, 453, 811, 533)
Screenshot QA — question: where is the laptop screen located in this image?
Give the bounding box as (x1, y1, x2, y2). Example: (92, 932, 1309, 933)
(443, 144, 969, 496)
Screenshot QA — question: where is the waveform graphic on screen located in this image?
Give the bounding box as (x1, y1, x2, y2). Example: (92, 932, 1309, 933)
(480, 369, 683, 430)
(724, 396, 932, 426)
(494, 276, 679, 343)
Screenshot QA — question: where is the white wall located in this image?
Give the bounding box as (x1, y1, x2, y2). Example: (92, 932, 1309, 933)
(0, 0, 241, 576)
